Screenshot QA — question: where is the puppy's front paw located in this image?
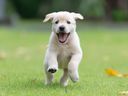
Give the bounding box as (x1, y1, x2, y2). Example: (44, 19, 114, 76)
(47, 67, 58, 73)
(48, 68, 57, 73)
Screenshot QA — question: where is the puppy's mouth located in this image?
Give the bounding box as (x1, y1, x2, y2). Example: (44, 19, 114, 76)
(57, 32, 70, 43)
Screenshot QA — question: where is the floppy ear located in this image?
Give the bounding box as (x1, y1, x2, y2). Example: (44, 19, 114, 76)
(43, 12, 56, 22)
(71, 12, 84, 20)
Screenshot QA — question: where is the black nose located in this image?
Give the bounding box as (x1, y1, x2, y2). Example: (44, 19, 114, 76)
(59, 26, 65, 31)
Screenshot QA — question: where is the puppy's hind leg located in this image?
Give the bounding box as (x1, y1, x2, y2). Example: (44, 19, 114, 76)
(68, 53, 82, 83)
(60, 69, 69, 86)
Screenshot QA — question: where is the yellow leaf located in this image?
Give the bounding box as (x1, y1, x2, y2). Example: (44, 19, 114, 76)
(0, 51, 7, 60)
(119, 91, 128, 96)
(123, 74, 128, 77)
(105, 68, 123, 77)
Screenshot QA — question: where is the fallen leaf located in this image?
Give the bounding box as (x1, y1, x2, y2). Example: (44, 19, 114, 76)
(105, 68, 123, 77)
(105, 68, 128, 78)
(123, 74, 128, 77)
(0, 51, 7, 60)
(15, 47, 27, 57)
(119, 91, 128, 96)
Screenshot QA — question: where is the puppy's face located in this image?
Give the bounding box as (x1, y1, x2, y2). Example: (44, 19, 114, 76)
(43, 11, 83, 43)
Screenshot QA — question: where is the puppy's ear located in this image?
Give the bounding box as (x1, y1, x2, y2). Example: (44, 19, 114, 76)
(71, 12, 84, 20)
(43, 12, 56, 22)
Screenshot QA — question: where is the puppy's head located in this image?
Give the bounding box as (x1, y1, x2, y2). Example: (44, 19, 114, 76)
(43, 11, 84, 43)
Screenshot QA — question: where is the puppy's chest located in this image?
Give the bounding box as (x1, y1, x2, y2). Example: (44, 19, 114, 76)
(57, 45, 72, 68)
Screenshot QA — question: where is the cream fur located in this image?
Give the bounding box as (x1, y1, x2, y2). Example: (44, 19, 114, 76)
(43, 11, 83, 86)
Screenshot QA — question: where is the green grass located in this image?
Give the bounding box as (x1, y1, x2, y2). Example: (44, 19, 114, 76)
(0, 24, 128, 96)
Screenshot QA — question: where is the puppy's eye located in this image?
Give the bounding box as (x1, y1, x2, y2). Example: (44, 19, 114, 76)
(67, 21, 71, 24)
(55, 20, 59, 24)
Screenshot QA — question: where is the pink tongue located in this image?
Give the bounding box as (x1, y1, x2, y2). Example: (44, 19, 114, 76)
(58, 33, 67, 43)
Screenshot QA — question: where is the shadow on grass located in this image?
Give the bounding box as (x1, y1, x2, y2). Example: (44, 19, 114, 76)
(8, 78, 82, 93)
(24, 79, 78, 89)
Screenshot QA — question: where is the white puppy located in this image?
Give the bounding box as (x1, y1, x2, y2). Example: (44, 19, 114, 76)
(43, 11, 83, 86)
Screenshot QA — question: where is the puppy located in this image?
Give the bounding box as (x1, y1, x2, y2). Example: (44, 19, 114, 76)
(43, 11, 83, 86)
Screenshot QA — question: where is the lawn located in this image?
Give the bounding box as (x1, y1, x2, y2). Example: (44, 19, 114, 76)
(0, 22, 128, 96)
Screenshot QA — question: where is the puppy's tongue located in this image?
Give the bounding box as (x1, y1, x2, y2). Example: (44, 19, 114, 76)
(58, 33, 68, 43)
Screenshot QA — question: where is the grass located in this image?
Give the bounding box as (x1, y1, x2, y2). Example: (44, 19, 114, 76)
(0, 22, 128, 96)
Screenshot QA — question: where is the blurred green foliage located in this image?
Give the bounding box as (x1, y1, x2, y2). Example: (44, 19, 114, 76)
(79, 0, 105, 18)
(112, 10, 128, 21)
(10, 0, 128, 21)
(11, 0, 42, 18)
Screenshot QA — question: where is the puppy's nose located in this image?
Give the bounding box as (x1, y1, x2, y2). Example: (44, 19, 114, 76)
(59, 26, 65, 31)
